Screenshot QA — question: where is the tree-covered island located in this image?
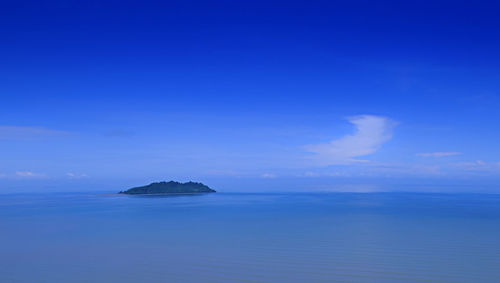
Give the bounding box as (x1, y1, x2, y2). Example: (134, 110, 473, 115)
(119, 181, 216, 195)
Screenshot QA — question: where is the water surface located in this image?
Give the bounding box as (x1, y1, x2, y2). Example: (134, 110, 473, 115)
(1, 192, 500, 282)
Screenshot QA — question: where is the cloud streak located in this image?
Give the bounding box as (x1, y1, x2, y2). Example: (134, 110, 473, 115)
(452, 160, 500, 173)
(66, 172, 88, 179)
(305, 115, 396, 165)
(15, 171, 47, 178)
(0, 126, 68, 140)
(417, 152, 461, 157)
(260, 173, 277, 178)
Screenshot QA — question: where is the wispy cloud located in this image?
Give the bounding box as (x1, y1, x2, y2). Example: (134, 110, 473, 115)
(261, 173, 277, 178)
(305, 115, 396, 165)
(0, 172, 46, 179)
(15, 171, 46, 178)
(0, 126, 68, 140)
(66, 172, 88, 179)
(417, 152, 461, 157)
(300, 171, 348, 177)
(452, 160, 500, 173)
(1, 172, 90, 180)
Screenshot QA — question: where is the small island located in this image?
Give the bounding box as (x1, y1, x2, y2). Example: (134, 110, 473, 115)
(119, 181, 216, 195)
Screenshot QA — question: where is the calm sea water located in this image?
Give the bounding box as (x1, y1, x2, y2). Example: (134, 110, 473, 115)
(1, 192, 500, 282)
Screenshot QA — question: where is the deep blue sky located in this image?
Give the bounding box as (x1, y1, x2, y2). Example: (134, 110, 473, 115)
(1, 0, 500, 192)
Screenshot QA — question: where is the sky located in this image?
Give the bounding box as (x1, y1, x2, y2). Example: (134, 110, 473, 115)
(1, 0, 500, 193)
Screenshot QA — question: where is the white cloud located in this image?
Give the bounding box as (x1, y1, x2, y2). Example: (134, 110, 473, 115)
(15, 171, 46, 178)
(452, 160, 500, 173)
(417, 152, 461, 157)
(0, 126, 68, 140)
(261, 173, 276, 178)
(301, 171, 348, 177)
(66, 172, 88, 179)
(305, 115, 396, 165)
(303, 171, 321, 177)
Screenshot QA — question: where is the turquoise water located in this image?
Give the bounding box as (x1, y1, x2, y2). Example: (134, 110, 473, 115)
(1, 192, 500, 282)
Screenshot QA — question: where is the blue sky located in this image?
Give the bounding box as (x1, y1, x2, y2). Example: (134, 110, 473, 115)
(1, 0, 500, 192)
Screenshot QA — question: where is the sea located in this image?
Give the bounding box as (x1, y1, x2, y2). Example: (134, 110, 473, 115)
(1, 192, 500, 282)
